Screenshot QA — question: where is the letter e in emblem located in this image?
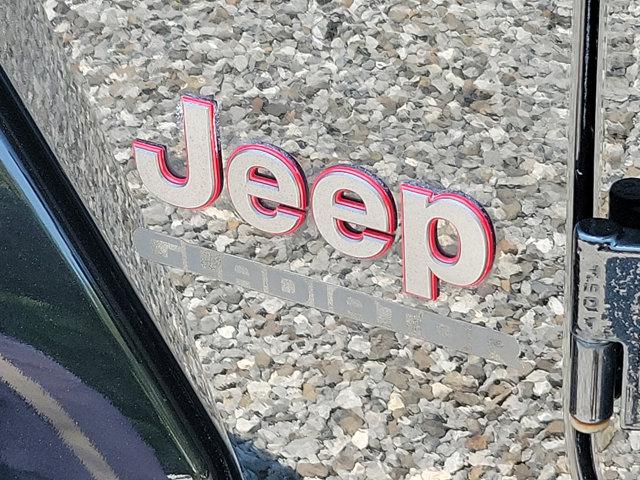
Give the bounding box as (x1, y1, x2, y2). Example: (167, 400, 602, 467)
(311, 165, 397, 259)
(132, 95, 223, 209)
(226, 144, 308, 235)
(400, 183, 495, 300)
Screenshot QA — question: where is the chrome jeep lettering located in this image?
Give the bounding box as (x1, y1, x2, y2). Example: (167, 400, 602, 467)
(133, 96, 223, 209)
(401, 184, 495, 300)
(227, 143, 308, 235)
(133, 228, 520, 367)
(133, 94, 496, 299)
(311, 165, 397, 259)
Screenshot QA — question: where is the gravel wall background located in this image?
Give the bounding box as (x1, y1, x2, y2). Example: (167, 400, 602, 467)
(38, 0, 640, 478)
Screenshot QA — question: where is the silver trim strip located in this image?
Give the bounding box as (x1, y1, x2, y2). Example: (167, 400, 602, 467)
(134, 228, 521, 368)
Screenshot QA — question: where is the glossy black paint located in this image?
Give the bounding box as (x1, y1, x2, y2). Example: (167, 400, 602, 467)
(0, 68, 243, 479)
(566, 0, 606, 476)
(570, 0, 601, 228)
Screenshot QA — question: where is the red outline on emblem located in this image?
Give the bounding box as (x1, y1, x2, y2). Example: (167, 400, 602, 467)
(132, 95, 224, 209)
(334, 189, 366, 239)
(399, 183, 495, 301)
(428, 219, 461, 263)
(226, 143, 308, 236)
(311, 165, 397, 260)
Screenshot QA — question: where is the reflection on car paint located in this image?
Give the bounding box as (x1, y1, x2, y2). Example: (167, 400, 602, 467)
(0, 333, 167, 480)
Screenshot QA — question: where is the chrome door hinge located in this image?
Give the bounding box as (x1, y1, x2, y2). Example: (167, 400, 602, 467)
(569, 178, 640, 433)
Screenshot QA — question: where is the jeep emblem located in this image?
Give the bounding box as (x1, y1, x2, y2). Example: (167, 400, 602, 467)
(133, 94, 496, 301)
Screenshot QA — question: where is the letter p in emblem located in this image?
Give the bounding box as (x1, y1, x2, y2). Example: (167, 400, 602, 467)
(401, 183, 496, 301)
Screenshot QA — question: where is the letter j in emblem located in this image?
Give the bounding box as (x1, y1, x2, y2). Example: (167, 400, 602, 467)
(133, 95, 224, 209)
